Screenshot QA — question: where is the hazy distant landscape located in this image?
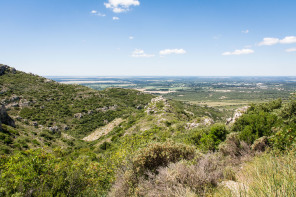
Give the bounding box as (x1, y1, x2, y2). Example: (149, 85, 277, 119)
(51, 76, 296, 107)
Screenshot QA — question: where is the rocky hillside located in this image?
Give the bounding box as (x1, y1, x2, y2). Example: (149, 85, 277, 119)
(0, 65, 154, 137)
(0, 65, 223, 154)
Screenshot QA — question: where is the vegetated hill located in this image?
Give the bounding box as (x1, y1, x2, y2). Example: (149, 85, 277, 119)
(0, 64, 224, 154)
(2, 64, 295, 197)
(0, 65, 154, 137)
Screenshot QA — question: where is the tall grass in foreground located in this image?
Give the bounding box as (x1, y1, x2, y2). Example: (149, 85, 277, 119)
(215, 149, 296, 197)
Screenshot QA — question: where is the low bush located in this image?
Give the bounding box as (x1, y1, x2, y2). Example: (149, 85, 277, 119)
(190, 124, 228, 151)
(270, 127, 296, 151)
(109, 141, 197, 196)
(132, 141, 196, 175)
(0, 149, 101, 196)
(138, 153, 225, 197)
(218, 133, 251, 159)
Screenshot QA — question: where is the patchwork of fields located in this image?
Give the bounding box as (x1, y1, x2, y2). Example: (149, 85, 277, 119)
(50, 76, 296, 108)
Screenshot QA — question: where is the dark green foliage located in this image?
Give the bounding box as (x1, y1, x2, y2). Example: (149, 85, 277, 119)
(0, 149, 101, 197)
(189, 124, 228, 151)
(232, 99, 282, 144)
(99, 141, 112, 151)
(40, 131, 54, 140)
(231, 98, 296, 148)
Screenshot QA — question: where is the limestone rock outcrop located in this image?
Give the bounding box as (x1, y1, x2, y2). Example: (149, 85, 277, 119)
(0, 64, 16, 76)
(0, 105, 15, 129)
(226, 106, 249, 125)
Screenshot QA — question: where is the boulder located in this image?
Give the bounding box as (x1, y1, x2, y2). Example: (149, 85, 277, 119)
(48, 126, 60, 134)
(74, 113, 84, 119)
(226, 106, 249, 125)
(0, 105, 15, 128)
(63, 125, 70, 131)
(0, 65, 16, 76)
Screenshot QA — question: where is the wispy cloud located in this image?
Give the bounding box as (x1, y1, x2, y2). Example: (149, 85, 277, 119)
(90, 10, 106, 17)
(280, 36, 296, 44)
(104, 0, 140, 13)
(242, 29, 249, 34)
(159, 49, 186, 55)
(286, 48, 296, 52)
(222, 49, 254, 56)
(132, 49, 154, 58)
(129, 36, 134, 40)
(112, 16, 120, 20)
(258, 38, 280, 46)
(259, 36, 296, 46)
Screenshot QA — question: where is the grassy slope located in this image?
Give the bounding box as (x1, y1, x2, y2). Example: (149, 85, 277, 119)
(214, 149, 296, 197)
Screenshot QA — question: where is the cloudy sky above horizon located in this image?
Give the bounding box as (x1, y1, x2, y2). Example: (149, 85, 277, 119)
(0, 0, 296, 76)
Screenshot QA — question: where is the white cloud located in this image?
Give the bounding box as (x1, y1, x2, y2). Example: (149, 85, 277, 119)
(132, 49, 154, 58)
(98, 13, 106, 17)
(286, 48, 296, 52)
(104, 0, 140, 13)
(159, 49, 187, 55)
(258, 38, 280, 46)
(113, 16, 120, 20)
(242, 29, 249, 34)
(222, 49, 254, 56)
(259, 36, 296, 46)
(129, 36, 134, 40)
(90, 10, 106, 17)
(280, 36, 296, 44)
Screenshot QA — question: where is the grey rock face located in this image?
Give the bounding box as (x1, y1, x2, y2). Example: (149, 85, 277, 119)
(48, 126, 60, 134)
(0, 105, 15, 128)
(0, 65, 16, 76)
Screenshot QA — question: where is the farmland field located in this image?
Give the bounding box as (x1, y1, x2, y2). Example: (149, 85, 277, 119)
(50, 76, 296, 109)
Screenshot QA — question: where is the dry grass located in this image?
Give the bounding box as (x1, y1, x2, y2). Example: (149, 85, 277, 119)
(214, 149, 296, 197)
(108, 141, 197, 197)
(137, 153, 225, 197)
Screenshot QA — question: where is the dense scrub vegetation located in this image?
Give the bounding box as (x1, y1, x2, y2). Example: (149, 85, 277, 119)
(1, 66, 296, 196)
(0, 70, 154, 138)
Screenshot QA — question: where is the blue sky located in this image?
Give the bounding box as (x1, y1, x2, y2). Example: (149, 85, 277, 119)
(0, 0, 296, 76)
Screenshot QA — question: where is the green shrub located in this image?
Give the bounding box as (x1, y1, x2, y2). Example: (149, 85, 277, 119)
(99, 142, 112, 151)
(234, 111, 278, 144)
(32, 139, 40, 146)
(132, 141, 196, 175)
(0, 149, 101, 196)
(39, 131, 54, 140)
(190, 124, 228, 151)
(270, 127, 296, 151)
